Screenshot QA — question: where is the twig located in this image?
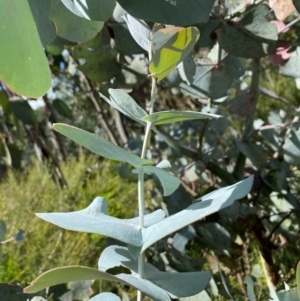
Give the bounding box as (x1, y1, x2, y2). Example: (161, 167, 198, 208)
(267, 210, 294, 241)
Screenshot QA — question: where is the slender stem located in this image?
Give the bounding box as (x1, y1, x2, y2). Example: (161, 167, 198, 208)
(138, 168, 145, 229)
(137, 40, 157, 301)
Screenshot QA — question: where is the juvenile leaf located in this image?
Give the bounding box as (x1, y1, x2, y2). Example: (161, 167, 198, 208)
(245, 276, 256, 301)
(53, 124, 153, 167)
(180, 60, 232, 99)
(0, 0, 51, 98)
(283, 129, 300, 164)
(133, 166, 180, 196)
(102, 89, 148, 125)
(36, 197, 164, 246)
(217, 4, 277, 58)
(142, 110, 221, 125)
(50, 0, 104, 43)
(123, 14, 152, 51)
(141, 176, 253, 252)
(149, 27, 200, 82)
(86, 0, 116, 21)
(99, 246, 211, 299)
(90, 293, 121, 301)
(24, 266, 125, 293)
(28, 0, 56, 46)
(117, 0, 215, 26)
(280, 55, 300, 78)
(178, 54, 196, 85)
(36, 197, 143, 246)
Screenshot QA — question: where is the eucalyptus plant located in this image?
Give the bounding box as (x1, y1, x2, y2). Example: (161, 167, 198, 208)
(23, 15, 253, 301)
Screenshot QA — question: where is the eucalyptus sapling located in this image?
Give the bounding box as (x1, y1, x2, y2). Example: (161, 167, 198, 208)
(24, 15, 253, 301)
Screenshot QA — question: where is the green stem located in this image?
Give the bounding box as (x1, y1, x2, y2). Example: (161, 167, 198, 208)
(137, 41, 157, 301)
(233, 58, 260, 180)
(138, 168, 145, 229)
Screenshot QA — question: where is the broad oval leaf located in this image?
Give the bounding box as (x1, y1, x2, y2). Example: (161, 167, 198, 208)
(117, 0, 215, 26)
(90, 293, 121, 301)
(53, 123, 153, 167)
(141, 176, 253, 252)
(0, 0, 51, 98)
(86, 0, 116, 21)
(123, 14, 152, 51)
(24, 266, 125, 293)
(50, 0, 104, 43)
(142, 110, 221, 125)
(99, 246, 211, 299)
(28, 0, 56, 46)
(149, 27, 200, 82)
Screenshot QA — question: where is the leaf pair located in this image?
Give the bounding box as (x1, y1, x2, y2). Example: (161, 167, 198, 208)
(123, 14, 200, 81)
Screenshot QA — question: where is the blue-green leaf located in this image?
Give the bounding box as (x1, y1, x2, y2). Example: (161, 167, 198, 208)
(99, 246, 211, 299)
(53, 123, 153, 167)
(133, 166, 180, 196)
(141, 176, 253, 252)
(101, 89, 148, 125)
(143, 110, 221, 125)
(90, 293, 121, 301)
(24, 266, 124, 293)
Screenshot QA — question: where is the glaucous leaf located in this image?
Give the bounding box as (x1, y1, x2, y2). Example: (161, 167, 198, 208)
(53, 124, 153, 167)
(149, 27, 200, 82)
(90, 293, 121, 301)
(117, 0, 215, 26)
(36, 197, 143, 246)
(142, 110, 220, 125)
(50, 0, 103, 43)
(245, 276, 256, 301)
(99, 246, 211, 299)
(123, 14, 152, 51)
(36, 197, 165, 246)
(28, 0, 56, 46)
(178, 54, 196, 85)
(283, 129, 300, 164)
(180, 60, 232, 99)
(132, 166, 180, 196)
(0, 0, 51, 98)
(141, 176, 253, 252)
(86, 0, 116, 21)
(24, 266, 124, 293)
(217, 4, 277, 58)
(280, 55, 300, 78)
(102, 89, 148, 125)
